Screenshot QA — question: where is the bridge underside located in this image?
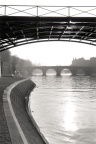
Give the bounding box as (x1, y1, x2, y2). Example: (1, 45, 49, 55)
(0, 16, 96, 51)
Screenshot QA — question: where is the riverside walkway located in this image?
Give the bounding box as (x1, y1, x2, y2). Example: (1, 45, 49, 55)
(0, 77, 23, 144)
(0, 77, 47, 144)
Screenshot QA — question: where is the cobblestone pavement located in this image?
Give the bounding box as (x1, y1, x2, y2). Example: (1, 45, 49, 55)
(0, 77, 23, 144)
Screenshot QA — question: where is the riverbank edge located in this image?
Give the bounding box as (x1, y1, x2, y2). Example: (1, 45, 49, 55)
(27, 93, 49, 144)
(3, 78, 49, 144)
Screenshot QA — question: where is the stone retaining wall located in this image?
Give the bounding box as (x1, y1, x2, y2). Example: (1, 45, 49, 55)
(10, 79, 47, 144)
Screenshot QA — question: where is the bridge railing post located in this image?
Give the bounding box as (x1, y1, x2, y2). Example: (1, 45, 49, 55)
(4, 5, 6, 15)
(37, 6, 38, 16)
(68, 6, 70, 17)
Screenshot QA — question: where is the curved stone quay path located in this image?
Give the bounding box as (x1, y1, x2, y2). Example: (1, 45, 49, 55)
(0, 77, 47, 144)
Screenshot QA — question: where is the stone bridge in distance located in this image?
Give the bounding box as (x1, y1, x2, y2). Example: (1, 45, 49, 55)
(27, 66, 96, 76)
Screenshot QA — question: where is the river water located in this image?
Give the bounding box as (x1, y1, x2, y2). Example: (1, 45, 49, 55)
(29, 75, 96, 144)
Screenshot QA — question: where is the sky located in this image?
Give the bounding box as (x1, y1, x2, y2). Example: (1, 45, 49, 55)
(1, 0, 96, 66)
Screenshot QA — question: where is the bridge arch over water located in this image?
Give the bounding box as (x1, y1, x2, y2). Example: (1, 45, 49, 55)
(27, 66, 96, 76)
(60, 68, 72, 75)
(46, 69, 57, 75)
(32, 69, 43, 75)
(76, 68, 86, 75)
(1, 5, 96, 51)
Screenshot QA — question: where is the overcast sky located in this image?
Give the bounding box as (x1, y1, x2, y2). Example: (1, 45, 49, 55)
(1, 0, 96, 66)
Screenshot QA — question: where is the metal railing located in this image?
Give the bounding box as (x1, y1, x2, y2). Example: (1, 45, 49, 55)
(0, 5, 96, 17)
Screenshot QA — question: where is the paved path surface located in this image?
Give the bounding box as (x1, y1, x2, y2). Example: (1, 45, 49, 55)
(10, 79, 46, 144)
(0, 77, 23, 144)
(0, 77, 47, 144)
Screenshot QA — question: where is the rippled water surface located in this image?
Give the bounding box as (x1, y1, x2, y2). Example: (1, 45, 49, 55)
(29, 76, 96, 144)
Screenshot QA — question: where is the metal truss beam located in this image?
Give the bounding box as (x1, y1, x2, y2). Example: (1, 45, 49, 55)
(0, 6, 96, 51)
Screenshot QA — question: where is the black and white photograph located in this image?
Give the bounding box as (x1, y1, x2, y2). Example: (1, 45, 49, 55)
(0, 0, 96, 144)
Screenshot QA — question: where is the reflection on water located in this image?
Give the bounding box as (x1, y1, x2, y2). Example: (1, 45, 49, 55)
(30, 76, 96, 144)
(64, 101, 77, 131)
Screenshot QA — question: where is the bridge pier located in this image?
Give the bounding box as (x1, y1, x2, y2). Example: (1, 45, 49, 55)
(72, 73, 77, 76)
(43, 70, 46, 76)
(56, 71, 61, 76)
(85, 69, 92, 76)
(70, 69, 77, 76)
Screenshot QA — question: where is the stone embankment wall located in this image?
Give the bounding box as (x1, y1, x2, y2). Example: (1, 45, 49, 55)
(10, 79, 48, 144)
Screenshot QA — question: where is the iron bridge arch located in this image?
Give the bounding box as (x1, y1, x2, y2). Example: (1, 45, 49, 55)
(0, 5, 96, 51)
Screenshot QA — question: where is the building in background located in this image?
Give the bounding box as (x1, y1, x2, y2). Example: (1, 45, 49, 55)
(72, 57, 96, 67)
